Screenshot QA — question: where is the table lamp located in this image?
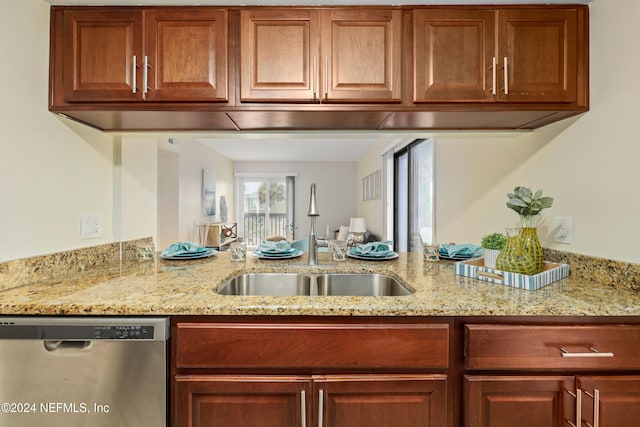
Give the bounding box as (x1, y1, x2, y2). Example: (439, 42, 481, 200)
(349, 217, 367, 244)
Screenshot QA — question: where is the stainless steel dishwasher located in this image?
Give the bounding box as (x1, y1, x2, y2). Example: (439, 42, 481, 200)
(0, 317, 169, 427)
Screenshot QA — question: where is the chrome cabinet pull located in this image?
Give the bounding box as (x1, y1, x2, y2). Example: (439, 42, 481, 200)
(593, 389, 600, 427)
(143, 55, 150, 94)
(317, 389, 324, 427)
(491, 57, 497, 95)
(132, 55, 138, 94)
(313, 56, 317, 100)
(301, 390, 306, 427)
(583, 389, 600, 427)
(324, 56, 328, 99)
(503, 56, 509, 95)
(566, 389, 582, 427)
(560, 348, 614, 358)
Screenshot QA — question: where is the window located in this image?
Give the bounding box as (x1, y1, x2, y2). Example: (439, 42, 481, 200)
(236, 174, 295, 247)
(385, 139, 434, 252)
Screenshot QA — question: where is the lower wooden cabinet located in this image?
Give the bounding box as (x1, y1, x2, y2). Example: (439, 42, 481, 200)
(464, 375, 576, 427)
(172, 319, 451, 427)
(464, 375, 640, 427)
(464, 324, 640, 427)
(175, 374, 447, 427)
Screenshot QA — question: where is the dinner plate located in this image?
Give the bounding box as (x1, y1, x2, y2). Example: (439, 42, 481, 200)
(161, 248, 217, 260)
(346, 251, 399, 261)
(254, 249, 303, 260)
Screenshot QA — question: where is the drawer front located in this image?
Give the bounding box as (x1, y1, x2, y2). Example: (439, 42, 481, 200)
(465, 324, 640, 370)
(177, 322, 449, 370)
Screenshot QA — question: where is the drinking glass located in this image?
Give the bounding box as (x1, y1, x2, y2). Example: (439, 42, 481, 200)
(329, 240, 347, 261)
(230, 242, 247, 262)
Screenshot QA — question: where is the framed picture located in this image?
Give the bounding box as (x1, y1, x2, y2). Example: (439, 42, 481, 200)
(202, 169, 216, 217)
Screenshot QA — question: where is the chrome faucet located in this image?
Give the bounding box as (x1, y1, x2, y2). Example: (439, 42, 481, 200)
(308, 183, 328, 266)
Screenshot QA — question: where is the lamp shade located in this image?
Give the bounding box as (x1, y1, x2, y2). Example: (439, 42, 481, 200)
(349, 217, 367, 233)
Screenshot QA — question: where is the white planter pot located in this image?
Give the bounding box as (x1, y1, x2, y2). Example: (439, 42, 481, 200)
(483, 249, 501, 268)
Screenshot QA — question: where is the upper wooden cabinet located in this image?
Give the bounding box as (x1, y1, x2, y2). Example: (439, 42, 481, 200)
(239, 8, 402, 103)
(61, 8, 228, 103)
(413, 7, 583, 104)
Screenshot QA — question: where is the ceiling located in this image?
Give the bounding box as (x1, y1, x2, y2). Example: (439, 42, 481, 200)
(181, 133, 410, 162)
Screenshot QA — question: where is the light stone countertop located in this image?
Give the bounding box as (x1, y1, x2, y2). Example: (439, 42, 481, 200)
(0, 251, 639, 317)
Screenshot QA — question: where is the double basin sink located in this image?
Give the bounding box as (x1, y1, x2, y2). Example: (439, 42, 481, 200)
(216, 273, 414, 297)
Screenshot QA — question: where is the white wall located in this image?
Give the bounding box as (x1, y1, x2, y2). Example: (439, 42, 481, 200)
(234, 161, 358, 240)
(359, 1, 640, 264)
(0, 0, 116, 261)
(166, 139, 235, 246)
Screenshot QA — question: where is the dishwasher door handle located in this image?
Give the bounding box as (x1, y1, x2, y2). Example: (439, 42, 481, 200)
(44, 340, 92, 352)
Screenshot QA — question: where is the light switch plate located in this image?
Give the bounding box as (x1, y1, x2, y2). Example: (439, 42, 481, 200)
(81, 214, 103, 239)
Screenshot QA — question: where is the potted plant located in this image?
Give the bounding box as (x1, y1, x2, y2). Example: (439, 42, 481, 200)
(480, 232, 507, 268)
(499, 186, 554, 274)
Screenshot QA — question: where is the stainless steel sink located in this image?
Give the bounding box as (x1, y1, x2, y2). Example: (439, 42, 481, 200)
(216, 273, 312, 296)
(216, 273, 413, 296)
(316, 273, 413, 296)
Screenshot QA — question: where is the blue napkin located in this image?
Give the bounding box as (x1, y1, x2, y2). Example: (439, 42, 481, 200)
(161, 242, 207, 257)
(350, 241, 394, 258)
(439, 243, 482, 258)
(258, 240, 291, 253)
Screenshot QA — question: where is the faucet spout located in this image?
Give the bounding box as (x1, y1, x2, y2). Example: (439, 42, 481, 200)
(308, 183, 327, 266)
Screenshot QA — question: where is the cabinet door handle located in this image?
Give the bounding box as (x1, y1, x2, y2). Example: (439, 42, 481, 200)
(584, 389, 600, 427)
(503, 56, 509, 95)
(324, 56, 328, 100)
(593, 389, 600, 427)
(313, 56, 318, 100)
(317, 389, 324, 427)
(560, 348, 614, 358)
(301, 390, 306, 427)
(491, 57, 497, 95)
(566, 389, 582, 427)
(132, 55, 138, 94)
(143, 55, 150, 94)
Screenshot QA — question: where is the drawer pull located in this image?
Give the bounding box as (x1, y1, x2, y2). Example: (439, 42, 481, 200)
(560, 348, 614, 358)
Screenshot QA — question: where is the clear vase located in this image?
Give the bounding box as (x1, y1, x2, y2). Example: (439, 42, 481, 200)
(519, 215, 544, 274)
(495, 227, 538, 275)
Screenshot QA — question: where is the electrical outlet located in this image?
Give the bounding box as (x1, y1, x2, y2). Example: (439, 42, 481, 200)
(554, 217, 573, 244)
(81, 214, 103, 239)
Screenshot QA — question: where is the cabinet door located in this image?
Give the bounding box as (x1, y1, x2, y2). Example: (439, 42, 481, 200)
(240, 9, 320, 102)
(315, 375, 447, 427)
(144, 9, 228, 102)
(578, 376, 640, 427)
(175, 375, 311, 427)
(464, 375, 576, 427)
(322, 9, 402, 103)
(413, 9, 495, 103)
(62, 9, 142, 102)
(497, 8, 578, 103)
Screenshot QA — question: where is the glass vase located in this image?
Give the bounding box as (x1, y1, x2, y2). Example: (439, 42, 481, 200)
(495, 227, 538, 275)
(519, 215, 544, 274)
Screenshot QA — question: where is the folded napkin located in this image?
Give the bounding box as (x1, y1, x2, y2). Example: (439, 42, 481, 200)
(350, 241, 394, 258)
(161, 242, 206, 257)
(258, 240, 291, 253)
(439, 243, 482, 258)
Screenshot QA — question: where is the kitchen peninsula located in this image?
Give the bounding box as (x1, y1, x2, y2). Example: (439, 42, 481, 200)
(2, 244, 640, 426)
(0, 249, 638, 316)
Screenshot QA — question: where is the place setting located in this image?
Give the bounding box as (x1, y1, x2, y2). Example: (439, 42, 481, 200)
(253, 240, 303, 260)
(160, 242, 217, 260)
(346, 240, 398, 261)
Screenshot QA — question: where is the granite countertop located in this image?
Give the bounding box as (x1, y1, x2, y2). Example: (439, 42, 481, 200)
(0, 251, 639, 317)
